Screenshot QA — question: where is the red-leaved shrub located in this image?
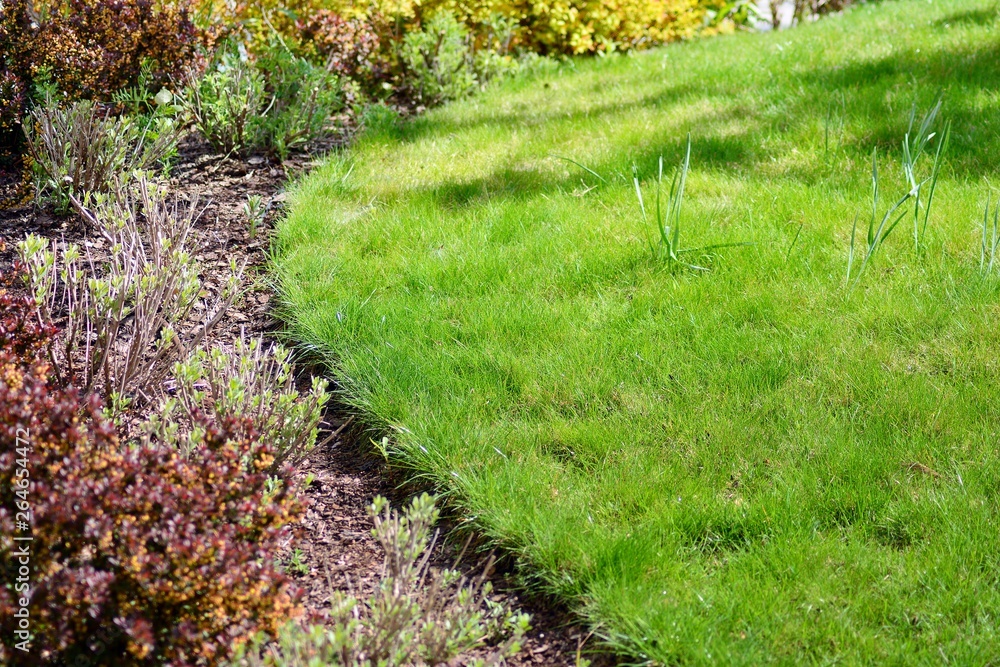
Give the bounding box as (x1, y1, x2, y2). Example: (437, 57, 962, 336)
(296, 10, 385, 85)
(27, 0, 199, 100)
(0, 0, 198, 154)
(0, 0, 30, 148)
(0, 284, 304, 666)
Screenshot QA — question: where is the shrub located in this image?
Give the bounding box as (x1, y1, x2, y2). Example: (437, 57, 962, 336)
(24, 0, 198, 101)
(333, 0, 711, 55)
(400, 12, 479, 104)
(0, 0, 32, 146)
(296, 11, 384, 84)
(24, 99, 180, 209)
(182, 42, 344, 158)
(194, 0, 717, 73)
(1, 0, 197, 154)
(182, 47, 267, 155)
(0, 285, 304, 666)
(144, 336, 330, 473)
(229, 494, 530, 667)
(398, 11, 521, 105)
(18, 177, 242, 412)
(255, 45, 346, 158)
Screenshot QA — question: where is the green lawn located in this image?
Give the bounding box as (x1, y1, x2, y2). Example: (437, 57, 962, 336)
(275, 2, 1000, 663)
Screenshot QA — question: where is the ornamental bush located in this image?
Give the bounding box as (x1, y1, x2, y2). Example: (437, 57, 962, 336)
(296, 10, 385, 86)
(197, 0, 721, 65)
(0, 0, 31, 150)
(0, 0, 198, 152)
(0, 284, 304, 666)
(25, 0, 199, 100)
(331, 0, 711, 54)
(181, 41, 344, 158)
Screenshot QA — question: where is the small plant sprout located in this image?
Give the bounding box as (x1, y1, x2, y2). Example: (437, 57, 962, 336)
(232, 494, 530, 666)
(633, 134, 748, 269)
(847, 147, 913, 288)
(902, 95, 951, 252)
(288, 549, 309, 576)
(981, 190, 1000, 277)
(243, 194, 267, 239)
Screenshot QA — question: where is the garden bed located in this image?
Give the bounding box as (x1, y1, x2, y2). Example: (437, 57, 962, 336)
(0, 133, 611, 666)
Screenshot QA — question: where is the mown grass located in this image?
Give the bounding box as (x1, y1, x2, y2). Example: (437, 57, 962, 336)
(275, 1, 1000, 662)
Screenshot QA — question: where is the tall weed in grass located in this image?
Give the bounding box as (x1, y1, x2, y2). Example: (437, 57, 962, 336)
(902, 97, 951, 252)
(847, 99, 951, 288)
(846, 147, 913, 287)
(633, 135, 748, 270)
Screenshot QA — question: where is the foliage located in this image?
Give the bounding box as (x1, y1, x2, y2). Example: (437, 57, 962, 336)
(194, 0, 737, 80)
(400, 12, 479, 104)
(18, 177, 242, 412)
(26, 0, 197, 100)
(230, 494, 529, 667)
(847, 99, 951, 287)
(632, 135, 751, 268)
(516, 0, 709, 53)
(0, 0, 197, 152)
(0, 285, 303, 666)
(24, 98, 179, 210)
(902, 97, 951, 252)
(145, 336, 330, 474)
(181, 42, 343, 158)
(0, 0, 30, 146)
(255, 44, 346, 158)
(296, 10, 385, 85)
(181, 46, 267, 155)
(329, 0, 715, 54)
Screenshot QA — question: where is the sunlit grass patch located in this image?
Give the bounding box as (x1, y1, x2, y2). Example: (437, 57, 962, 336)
(275, 0, 1000, 662)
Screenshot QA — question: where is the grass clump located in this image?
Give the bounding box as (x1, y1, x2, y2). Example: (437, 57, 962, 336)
(902, 96, 951, 252)
(275, 0, 1000, 662)
(633, 134, 749, 269)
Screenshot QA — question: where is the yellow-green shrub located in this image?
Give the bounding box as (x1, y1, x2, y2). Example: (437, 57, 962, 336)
(355, 0, 708, 53)
(198, 0, 719, 56)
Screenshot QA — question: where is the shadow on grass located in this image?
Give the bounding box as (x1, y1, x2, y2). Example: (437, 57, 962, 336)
(934, 4, 999, 25)
(380, 34, 1000, 212)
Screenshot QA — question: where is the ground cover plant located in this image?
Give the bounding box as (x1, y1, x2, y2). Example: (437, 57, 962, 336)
(274, 0, 1000, 662)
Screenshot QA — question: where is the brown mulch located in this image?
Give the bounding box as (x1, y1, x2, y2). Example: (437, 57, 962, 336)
(0, 135, 616, 667)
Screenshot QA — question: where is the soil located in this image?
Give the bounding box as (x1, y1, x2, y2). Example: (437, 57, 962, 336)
(0, 135, 616, 667)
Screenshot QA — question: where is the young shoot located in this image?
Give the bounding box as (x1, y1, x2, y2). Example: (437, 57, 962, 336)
(633, 134, 748, 270)
(243, 194, 266, 239)
(847, 147, 913, 288)
(902, 96, 951, 252)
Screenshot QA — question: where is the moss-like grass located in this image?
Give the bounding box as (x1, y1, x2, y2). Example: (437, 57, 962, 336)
(275, 1, 1000, 662)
